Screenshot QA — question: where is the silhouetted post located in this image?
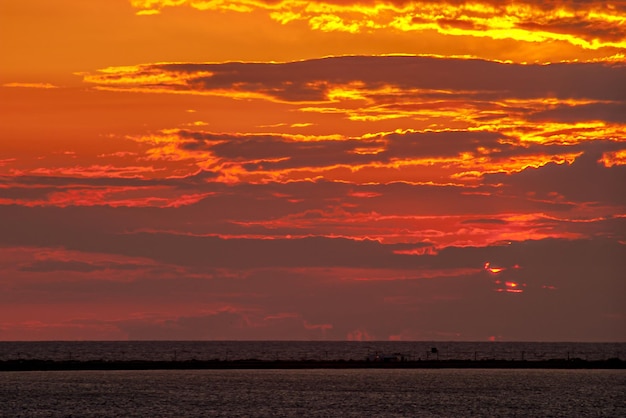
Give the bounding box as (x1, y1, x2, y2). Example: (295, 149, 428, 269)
(474, 351, 477, 361)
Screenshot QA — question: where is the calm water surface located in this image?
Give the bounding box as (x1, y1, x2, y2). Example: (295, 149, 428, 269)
(2, 369, 624, 417)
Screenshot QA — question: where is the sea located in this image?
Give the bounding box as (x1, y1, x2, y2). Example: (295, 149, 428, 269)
(1, 341, 625, 417)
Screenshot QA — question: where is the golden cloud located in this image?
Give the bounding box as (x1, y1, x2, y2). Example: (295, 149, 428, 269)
(129, 0, 626, 52)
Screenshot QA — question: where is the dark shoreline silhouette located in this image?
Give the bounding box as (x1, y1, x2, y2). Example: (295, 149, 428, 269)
(1, 358, 623, 372)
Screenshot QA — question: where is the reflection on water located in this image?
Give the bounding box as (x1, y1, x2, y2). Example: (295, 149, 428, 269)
(1, 369, 625, 417)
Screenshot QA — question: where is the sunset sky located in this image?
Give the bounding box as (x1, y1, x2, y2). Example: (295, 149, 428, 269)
(1, 0, 625, 341)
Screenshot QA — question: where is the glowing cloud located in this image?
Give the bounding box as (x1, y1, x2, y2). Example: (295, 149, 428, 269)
(129, 0, 626, 52)
(3, 82, 59, 89)
(2, 0, 625, 341)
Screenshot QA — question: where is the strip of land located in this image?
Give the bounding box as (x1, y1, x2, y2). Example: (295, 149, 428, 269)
(1, 358, 624, 371)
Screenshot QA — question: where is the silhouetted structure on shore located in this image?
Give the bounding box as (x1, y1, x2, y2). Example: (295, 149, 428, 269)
(1, 357, 623, 372)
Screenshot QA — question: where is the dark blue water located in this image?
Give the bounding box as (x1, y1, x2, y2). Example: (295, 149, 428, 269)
(1, 368, 624, 417)
(1, 341, 624, 362)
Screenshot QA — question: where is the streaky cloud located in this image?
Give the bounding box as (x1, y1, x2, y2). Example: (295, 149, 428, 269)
(86, 56, 626, 102)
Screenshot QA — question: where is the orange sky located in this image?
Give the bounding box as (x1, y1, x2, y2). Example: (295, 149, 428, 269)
(0, 0, 625, 341)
